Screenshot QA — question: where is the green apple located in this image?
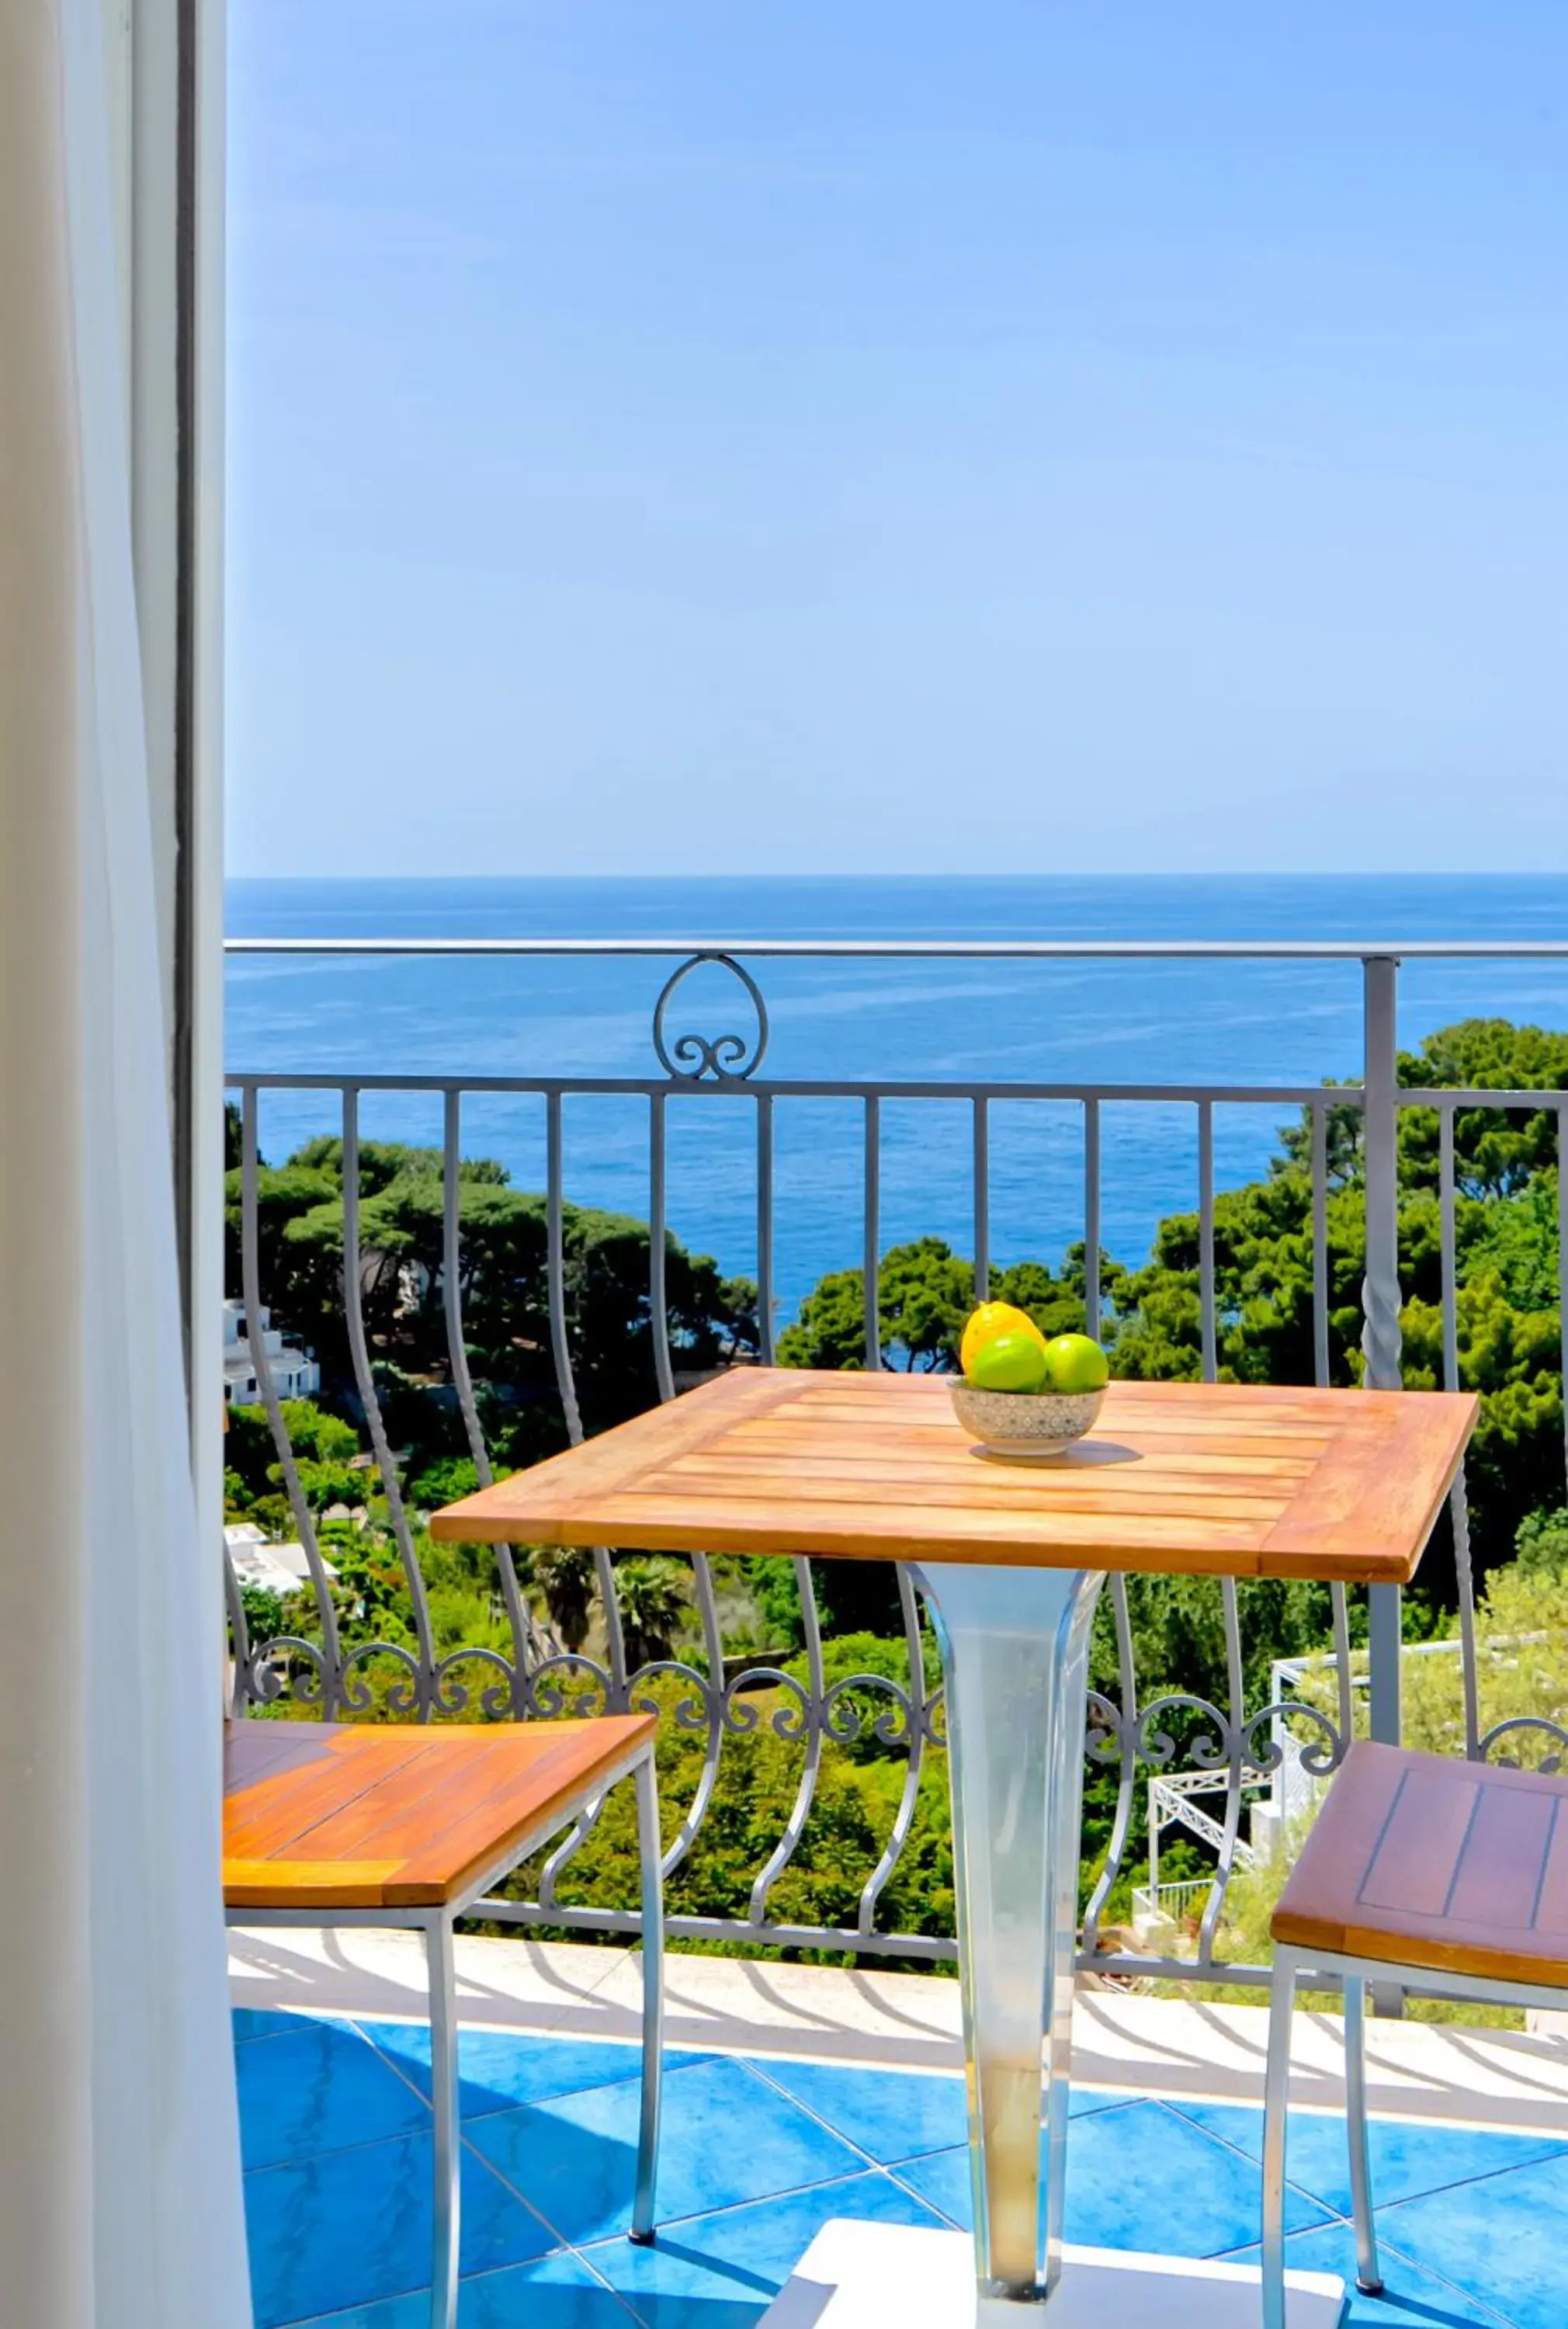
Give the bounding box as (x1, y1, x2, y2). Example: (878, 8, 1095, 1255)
(1042, 1332, 1109, 1393)
(969, 1331, 1049, 1393)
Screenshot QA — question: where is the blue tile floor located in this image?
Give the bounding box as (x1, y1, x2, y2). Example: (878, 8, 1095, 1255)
(236, 2008, 1568, 2327)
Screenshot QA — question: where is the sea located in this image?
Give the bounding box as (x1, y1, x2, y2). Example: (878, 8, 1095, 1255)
(226, 876, 1568, 1327)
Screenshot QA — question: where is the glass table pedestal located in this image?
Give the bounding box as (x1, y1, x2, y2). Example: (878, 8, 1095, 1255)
(760, 1564, 1346, 2329)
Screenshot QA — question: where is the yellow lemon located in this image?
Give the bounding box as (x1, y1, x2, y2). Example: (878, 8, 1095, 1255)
(959, 1301, 1046, 1379)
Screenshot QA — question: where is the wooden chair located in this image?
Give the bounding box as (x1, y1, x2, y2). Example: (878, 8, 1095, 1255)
(1261, 1740, 1568, 2327)
(224, 1714, 664, 2329)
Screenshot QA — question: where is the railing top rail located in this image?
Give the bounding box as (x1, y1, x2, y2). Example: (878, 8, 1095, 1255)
(221, 1071, 1347, 1102)
(216, 1071, 1568, 1110)
(224, 936, 1568, 962)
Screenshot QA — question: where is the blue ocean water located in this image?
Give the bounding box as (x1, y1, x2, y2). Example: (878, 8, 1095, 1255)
(226, 876, 1568, 1324)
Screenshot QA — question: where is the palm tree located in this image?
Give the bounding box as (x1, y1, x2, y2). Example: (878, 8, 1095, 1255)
(533, 1544, 596, 1652)
(613, 1557, 689, 1675)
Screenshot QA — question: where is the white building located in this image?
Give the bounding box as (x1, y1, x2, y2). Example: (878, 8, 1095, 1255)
(223, 1299, 319, 1406)
(224, 1521, 336, 1600)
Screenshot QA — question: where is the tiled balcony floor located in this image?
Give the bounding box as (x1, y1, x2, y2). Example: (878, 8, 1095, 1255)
(238, 2006, 1568, 2329)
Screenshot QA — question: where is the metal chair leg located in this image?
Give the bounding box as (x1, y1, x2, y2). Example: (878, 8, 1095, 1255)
(630, 1750, 664, 2244)
(1344, 1975, 1383, 2295)
(427, 1912, 461, 2329)
(1261, 1947, 1296, 2329)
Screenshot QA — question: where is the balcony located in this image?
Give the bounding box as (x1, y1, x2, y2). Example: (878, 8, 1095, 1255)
(221, 934, 1568, 2327)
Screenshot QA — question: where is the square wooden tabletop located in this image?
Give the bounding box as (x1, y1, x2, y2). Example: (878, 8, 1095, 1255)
(430, 1369, 1476, 1584)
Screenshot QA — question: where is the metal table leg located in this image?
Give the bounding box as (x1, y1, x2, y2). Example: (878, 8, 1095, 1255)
(630, 1748, 664, 2244)
(1261, 1945, 1296, 2329)
(426, 1911, 460, 2329)
(1344, 1975, 1382, 2294)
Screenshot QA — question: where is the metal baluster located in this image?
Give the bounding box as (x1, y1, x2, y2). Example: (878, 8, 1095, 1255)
(858, 1565, 931, 1932)
(757, 1092, 775, 1363)
(648, 1091, 676, 1408)
(1198, 1097, 1217, 1381)
(655, 1623, 727, 1883)
(543, 1091, 623, 1689)
(747, 1558, 827, 1925)
(1311, 1098, 1330, 1390)
(1361, 957, 1404, 2017)
(1194, 1098, 1245, 1956)
(973, 1098, 990, 1304)
(736, 1091, 829, 1919)
(1198, 1574, 1247, 1964)
(240, 1085, 342, 1713)
(864, 1095, 882, 1369)
(1439, 1102, 1480, 1759)
(440, 1090, 538, 1707)
(537, 1090, 619, 1910)
(224, 1535, 255, 1716)
(1084, 1096, 1101, 1343)
(340, 1088, 438, 1715)
(544, 1092, 586, 1444)
(1361, 958, 1404, 1755)
(854, 1087, 927, 1927)
(643, 1088, 726, 1885)
(1313, 1099, 1354, 1751)
(1080, 1574, 1138, 1959)
(1190, 1107, 1247, 1957)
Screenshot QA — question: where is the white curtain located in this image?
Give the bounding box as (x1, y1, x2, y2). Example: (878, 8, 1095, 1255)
(0, 5, 252, 2327)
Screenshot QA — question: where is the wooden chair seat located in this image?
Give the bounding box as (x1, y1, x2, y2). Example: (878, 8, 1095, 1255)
(224, 1713, 656, 1910)
(1272, 1738, 1568, 1990)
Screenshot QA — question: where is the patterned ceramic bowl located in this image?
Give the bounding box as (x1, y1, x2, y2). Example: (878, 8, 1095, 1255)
(949, 1381, 1105, 1460)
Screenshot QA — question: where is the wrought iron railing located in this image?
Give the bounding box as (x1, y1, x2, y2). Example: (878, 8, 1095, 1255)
(222, 937, 1568, 1983)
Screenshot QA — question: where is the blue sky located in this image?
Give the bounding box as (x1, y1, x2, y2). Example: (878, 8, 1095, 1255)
(226, 2, 1568, 877)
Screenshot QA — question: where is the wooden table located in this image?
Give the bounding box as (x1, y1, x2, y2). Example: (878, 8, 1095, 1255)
(434, 1370, 1476, 2328)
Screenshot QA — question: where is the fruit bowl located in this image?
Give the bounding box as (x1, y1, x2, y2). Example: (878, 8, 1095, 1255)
(949, 1380, 1105, 1460)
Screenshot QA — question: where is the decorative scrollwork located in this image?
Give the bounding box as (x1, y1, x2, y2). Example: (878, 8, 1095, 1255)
(340, 1638, 425, 1716)
(239, 1633, 331, 1713)
(434, 1645, 522, 1721)
(1085, 1689, 1130, 1764)
(652, 953, 768, 1082)
(1479, 1715, 1568, 1772)
(627, 1659, 720, 1733)
(1136, 1693, 1233, 1771)
(522, 1653, 614, 1721)
(724, 1668, 815, 1741)
(1242, 1701, 1344, 1781)
(824, 1671, 919, 1751)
